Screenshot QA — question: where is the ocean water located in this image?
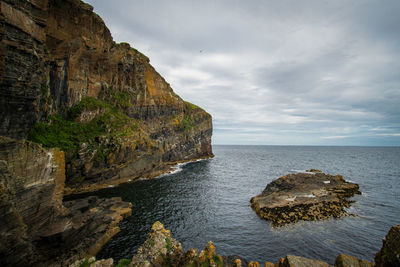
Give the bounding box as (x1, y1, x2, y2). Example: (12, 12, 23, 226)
(68, 145, 400, 264)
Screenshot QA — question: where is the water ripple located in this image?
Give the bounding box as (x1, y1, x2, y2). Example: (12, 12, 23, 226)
(70, 145, 400, 264)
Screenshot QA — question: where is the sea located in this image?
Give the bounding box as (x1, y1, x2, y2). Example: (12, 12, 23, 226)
(66, 145, 400, 264)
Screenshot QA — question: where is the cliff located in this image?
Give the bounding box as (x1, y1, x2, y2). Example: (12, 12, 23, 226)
(0, 0, 212, 265)
(0, 0, 213, 194)
(0, 137, 132, 266)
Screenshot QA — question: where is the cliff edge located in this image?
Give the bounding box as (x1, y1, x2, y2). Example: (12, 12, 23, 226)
(0, 0, 212, 265)
(0, 0, 213, 194)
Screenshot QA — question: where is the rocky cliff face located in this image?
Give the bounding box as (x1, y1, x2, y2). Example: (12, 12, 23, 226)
(0, 0, 213, 194)
(0, 136, 65, 265)
(0, 0, 211, 265)
(0, 137, 132, 266)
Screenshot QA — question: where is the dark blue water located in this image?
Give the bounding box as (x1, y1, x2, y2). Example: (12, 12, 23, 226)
(70, 145, 400, 264)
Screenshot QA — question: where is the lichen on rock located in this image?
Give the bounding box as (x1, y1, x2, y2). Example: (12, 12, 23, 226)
(250, 170, 361, 226)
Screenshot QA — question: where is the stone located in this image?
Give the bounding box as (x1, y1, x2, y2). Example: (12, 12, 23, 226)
(251, 171, 360, 226)
(130, 221, 183, 267)
(222, 255, 250, 267)
(277, 255, 332, 267)
(69, 257, 113, 267)
(335, 254, 373, 267)
(375, 224, 400, 267)
(0, 136, 132, 266)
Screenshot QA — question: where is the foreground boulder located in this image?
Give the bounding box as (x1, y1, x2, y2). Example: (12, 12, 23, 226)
(73, 222, 400, 267)
(250, 170, 360, 226)
(129, 221, 225, 267)
(277, 255, 332, 267)
(375, 224, 400, 267)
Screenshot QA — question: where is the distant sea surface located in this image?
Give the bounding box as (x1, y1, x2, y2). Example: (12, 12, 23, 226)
(68, 145, 400, 264)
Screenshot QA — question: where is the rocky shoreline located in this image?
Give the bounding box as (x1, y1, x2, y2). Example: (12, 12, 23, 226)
(64, 155, 213, 196)
(251, 170, 361, 226)
(70, 221, 400, 267)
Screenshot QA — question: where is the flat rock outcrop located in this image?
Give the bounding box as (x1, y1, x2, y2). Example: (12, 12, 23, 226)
(0, 137, 132, 266)
(250, 170, 360, 226)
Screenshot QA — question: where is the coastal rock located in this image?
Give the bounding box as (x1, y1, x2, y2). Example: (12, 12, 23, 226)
(334, 254, 373, 267)
(221, 255, 250, 267)
(375, 224, 400, 267)
(0, 137, 132, 266)
(90, 222, 397, 267)
(250, 171, 360, 226)
(0, 136, 65, 265)
(0, 0, 213, 195)
(129, 222, 226, 267)
(69, 257, 114, 267)
(130, 221, 183, 267)
(277, 255, 331, 267)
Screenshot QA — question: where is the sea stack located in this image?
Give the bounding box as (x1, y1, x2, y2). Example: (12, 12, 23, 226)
(250, 170, 361, 226)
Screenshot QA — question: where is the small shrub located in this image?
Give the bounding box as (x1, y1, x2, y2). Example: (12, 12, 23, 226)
(68, 97, 110, 119)
(213, 255, 223, 266)
(165, 237, 172, 251)
(79, 258, 96, 267)
(115, 258, 131, 267)
(177, 117, 193, 132)
(149, 239, 155, 247)
(184, 101, 200, 111)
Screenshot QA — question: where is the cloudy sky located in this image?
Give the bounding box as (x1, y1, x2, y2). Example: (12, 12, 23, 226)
(85, 0, 400, 146)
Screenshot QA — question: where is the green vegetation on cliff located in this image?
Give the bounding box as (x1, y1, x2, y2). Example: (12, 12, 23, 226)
(27, 97, 139, 152)
(184, 101, 201, 111)
(27, 115, 103, 152)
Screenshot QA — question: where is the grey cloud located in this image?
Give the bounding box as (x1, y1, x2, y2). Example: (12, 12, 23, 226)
(85, 0, 400, 145)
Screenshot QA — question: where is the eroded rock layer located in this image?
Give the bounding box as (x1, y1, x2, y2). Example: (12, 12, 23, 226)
(250, 170, 360, 226)
(0, 0, 213, 195)
(0, 136, 132, 266)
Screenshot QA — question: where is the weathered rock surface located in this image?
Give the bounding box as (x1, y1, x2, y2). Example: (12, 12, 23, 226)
(129, 221, 225, 267)
(335, 254, 373, 267)
(375, 224, 400, 267)
(0, 0, 213, 195)
(73, 221, 388, 267)
(130, 221, 183, 267)
(250, 170, 360, 226)
(0, 137, 132, 266)
(277, 255, 332, 267)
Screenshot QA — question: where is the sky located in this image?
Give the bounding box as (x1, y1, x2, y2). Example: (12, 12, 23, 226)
(85, 0, 400, 146)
